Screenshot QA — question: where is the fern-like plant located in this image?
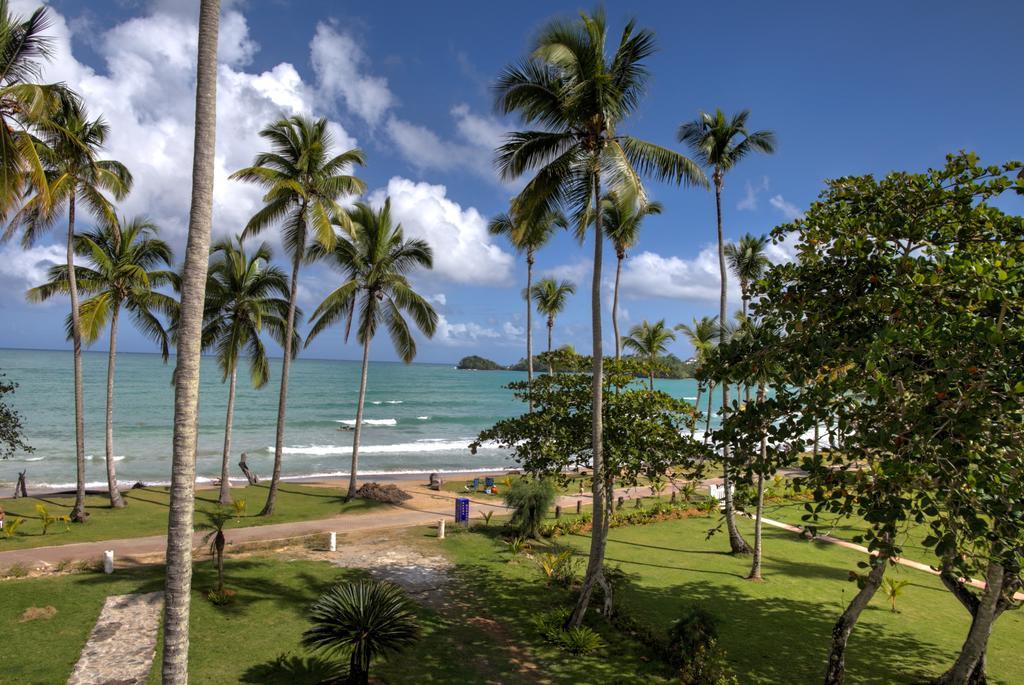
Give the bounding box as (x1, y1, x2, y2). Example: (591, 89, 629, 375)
(882, 577, 910, 613)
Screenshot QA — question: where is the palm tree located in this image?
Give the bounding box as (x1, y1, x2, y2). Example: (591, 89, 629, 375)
(0, 0, 65, 216)
(675, 316, 719, 437)
(198, 506, 233, 595)
(7, 97, 132, 522)
(28, 217, 175, 508)
(303, 579, 421, 685)
(495, 9, 706, 625)
(161, 2, 219, 681)
(725, 233, 769, 404)
(231, 116, 365, 516)
(306, 199, 437, 501)
(530, 277, 575, 374)
(488, 207, 566, 409)
(592, 193, 662, 359)
(202, 237, 292, 504)
(678, 109, 775, 555)
(622, 319, 676, 390)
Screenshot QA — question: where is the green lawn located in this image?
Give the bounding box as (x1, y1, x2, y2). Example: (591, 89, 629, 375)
(0, 484, 379, 551)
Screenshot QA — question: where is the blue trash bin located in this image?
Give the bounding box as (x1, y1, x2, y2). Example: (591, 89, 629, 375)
(455, 497, 470, 525)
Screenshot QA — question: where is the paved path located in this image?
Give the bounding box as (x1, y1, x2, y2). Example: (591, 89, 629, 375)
(66, 591, 163, 685)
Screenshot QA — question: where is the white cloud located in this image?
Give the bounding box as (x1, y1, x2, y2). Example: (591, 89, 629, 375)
(310, 22, 395, 126)
(539, 260, 591, 287)
(737, 176, 770, 211)
(619, 248, 740, 303)
(502, 321, 524, 338)
(0, 243, 65, 298)
(434, 314, 501, 346)
(1, 1, 357, 265)
(426, 293, 447, 306)
(769, 194, 804, 220)
(370, 177, 514, 286)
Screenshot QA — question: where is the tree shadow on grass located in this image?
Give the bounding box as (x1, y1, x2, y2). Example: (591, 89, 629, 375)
(239, 653, 341, 684)
(618, 578, 951, 685)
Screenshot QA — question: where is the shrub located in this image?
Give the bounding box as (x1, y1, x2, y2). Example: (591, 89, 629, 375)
(303, 580, 420, 685)
(4, 562, 29, 578)
(231, 499, 247, 519)
(480, 511, 494, 526)
(504, 478, 557, 538)
(534, 608, 605, 655)
(536, 547, 579, 588)
(505, 536, 530, 560)
(35, 503, 70, 535)
(1, 516, 25, 538)
(667, 606, 737, 685)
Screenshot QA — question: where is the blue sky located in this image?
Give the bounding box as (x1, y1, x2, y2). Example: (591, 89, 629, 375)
(0, 0, 1021, 364)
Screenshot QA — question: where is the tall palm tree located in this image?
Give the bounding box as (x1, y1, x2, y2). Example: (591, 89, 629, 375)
(161, 2, 219, 681)
(676, 316, 719, 434)
(678, 108, 775, 555)
(28, 217, 174, 508)
(530, 277, 575, 374)
(202, 237, 292, 505)
(495, 9, 706, 626)
(591, 192, 662, 359)
(725, 233, 770, 405)
(7, 97, 132, 522)
(0, 0, 65, 216)
(306, 199, 438, 501)
(622, 319, 676, 391)
(231, 116, 365, 516)
(488, 207, 566, 409)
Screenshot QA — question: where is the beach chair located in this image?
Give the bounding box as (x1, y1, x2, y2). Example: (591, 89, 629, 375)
(485, 477, 495, 489)
(465, 478, 480, 492)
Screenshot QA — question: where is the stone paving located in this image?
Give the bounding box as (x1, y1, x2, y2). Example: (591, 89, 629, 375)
(66, 592, 163, 685)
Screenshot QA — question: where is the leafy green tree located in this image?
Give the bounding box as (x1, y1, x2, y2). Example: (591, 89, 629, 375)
(0, 372, 31, 459)
(0, 0, 65, 216)
(306, 199, 437, 501)
(709, 153, 1024, 685)
(303, 579, 421, 685)
(678, 108, 775, 555)
(676, 316, 719, 436)
(496, 8, 707, 625)
(8, 97, 132, 520)
(202, 237, 293, 504)
(231, 115, 365, 516)
(530, 277, 575, 373)
(29, 217, 174, 508)
(622, 319, 676, 390)
(475, 352, 706, 615)
(489, 207, 566, 409)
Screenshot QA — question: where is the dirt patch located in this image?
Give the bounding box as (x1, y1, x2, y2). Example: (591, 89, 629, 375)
(355, 482, 412, 504)
(19, 605, 57, 622)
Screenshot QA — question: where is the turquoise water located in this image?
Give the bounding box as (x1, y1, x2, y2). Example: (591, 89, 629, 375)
(0, 348, 711, 490)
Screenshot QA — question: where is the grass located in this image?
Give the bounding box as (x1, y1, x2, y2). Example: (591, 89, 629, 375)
(0, 484, 379, 551)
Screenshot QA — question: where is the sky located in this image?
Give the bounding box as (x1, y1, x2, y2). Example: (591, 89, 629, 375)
(0, 0, 1021, 365)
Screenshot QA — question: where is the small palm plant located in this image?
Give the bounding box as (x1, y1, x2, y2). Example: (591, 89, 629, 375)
(622, 319, 677, 390)
(198, 506, 233, 598)
(303, 579, 421, 685)
(882, 577, 910, 613)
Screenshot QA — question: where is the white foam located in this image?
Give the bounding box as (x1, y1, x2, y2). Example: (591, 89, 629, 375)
(417, 416, 430, 420)
(276, 439, 500, 456)
(371, 401, 383, 405)
(336, 418, 397, 427)
(385, 400, 403, 404)
(84, 454, 125, 461)
(24, 456, 45, 461)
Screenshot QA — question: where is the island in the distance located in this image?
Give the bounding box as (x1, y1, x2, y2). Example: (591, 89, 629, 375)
(455, 353, 696, 378)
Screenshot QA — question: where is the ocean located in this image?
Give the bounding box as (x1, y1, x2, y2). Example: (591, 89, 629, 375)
(0, 348, 713, 490)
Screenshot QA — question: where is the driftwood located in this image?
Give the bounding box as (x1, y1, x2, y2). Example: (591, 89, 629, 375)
(238, 452, 259, 485)
(14, 470, 27, 498)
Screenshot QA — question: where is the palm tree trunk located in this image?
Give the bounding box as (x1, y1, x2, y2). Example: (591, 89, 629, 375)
(218, 363, 237, 505)
(741, 293, 750, 406)
(569, 169, 607, 628)
(348, 335, 371, 501)
(547, 319, 554, 374)
(260, 249, 300, 516)
(649, 369, 654, 392)
(161, 2, 219, 682)
(715, 173, 750, 555)
(104, 302, 125, 508)
(691, 383, 703, 437)
(215, 533, 225, 593)
(748, 383, 767, 580)
(813, 421, 820, 457)
(824, 557, 887, 685)
(526, 250, 534, 411)
(613, 254, 623, 360)
(66, 194, 87, 522)
(704, 382, 714, 442)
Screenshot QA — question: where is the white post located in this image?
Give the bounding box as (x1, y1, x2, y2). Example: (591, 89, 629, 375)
(437, 519, 445, 539)
(103, 550, 114, 574)
(329, 532, 337, 552)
